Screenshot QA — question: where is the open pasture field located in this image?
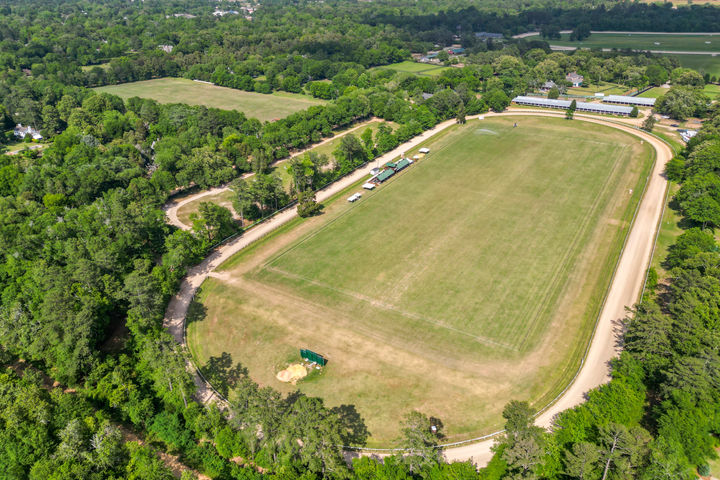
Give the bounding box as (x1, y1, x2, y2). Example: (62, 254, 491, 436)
(187, 116, 653, 445)
(672, 54, 720, 77)
(550, 32, 720, 52)
(94, 77, 325, 122)
(377, 60, 452, 76)
(567, 81, 629, 96)
(638, 86, 669, 98)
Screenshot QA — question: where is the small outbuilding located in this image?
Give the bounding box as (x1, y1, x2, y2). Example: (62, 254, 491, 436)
(418, 147, 430, 154)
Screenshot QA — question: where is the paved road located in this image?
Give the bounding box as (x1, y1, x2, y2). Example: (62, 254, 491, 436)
(162, 111, 672, 466)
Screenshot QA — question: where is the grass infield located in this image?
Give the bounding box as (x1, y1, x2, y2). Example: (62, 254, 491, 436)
(376, 61, 453, 76)
(550, 32, 720, 52)
(94, 77, 325, 122)
(187, 116, 654, 445)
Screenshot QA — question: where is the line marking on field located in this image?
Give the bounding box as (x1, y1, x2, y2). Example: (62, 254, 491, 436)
(263, 265, 517, 351)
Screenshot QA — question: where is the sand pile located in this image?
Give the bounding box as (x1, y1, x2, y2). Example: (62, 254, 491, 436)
(276, 364, 308, 384)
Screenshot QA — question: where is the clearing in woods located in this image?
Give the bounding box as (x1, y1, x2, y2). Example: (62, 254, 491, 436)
(94, 77, 325, 122)
(186, 116, 654, 446)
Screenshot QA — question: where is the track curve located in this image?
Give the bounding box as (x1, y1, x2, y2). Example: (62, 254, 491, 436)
(162, 111, 673, 466)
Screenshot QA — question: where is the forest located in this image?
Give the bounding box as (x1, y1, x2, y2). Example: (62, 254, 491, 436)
(0, 0, 718, 478)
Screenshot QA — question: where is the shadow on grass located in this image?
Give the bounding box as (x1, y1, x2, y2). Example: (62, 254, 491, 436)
(332, 404, 371, 446)
(202, 352, 248, 398)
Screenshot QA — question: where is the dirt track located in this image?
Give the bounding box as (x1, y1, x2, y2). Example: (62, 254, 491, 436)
(162, 111, 673, 464)
(441, 110, 672, 464)
(164, 118, 381, 231)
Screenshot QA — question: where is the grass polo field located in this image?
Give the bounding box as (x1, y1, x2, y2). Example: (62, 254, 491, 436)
(186, 116, 654, 446)
(549, 32, 720, 52)
(94, 77, 325, 122)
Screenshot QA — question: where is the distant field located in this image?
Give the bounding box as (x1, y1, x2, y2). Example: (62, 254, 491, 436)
(377, 61, 452, 76)
(187, 116, 653, 445)
(94, 78, 325, 122)
(638, 86, 669, 98)
(703, 83, 720, 99)
(567, 82, 629, 96)
(550, 33, 720, 52)
(671, 54, 720, 77)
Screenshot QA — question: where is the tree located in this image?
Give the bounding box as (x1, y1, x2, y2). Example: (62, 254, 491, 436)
(400, 411, 441, 473)
(646, 65, 668, 86)
(547, 86, 560, 99)
(297, 190, 322, 217)
(564, 442, 601, 480)
(484, 88, 510, 112)
(642, 114, 656, 132)
(190, 202, 237, 246)
(456, 102, 466, 124)
(630, 106, 639, 118)
(500, 401, 546, 479)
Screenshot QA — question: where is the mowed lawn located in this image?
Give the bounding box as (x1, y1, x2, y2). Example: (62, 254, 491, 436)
(672, 54, 720, 77)
(377, 61, 452, 76)
(187, 117, 653, 445)
(94, 77, 325, 122)
(550, 33, 720, 52)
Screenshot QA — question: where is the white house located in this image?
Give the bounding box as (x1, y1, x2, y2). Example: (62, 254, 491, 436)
(566, 72, 584, 87)
(14, 124, 42, 140)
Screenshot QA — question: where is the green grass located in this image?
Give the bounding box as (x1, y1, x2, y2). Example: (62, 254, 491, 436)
(566, 82, 629, 96)
(94, 77, 325, 122)
(671, 54, 720, 77)
(187, 116, 653, 445)
(703, 83, 720, 99)
(550, 33, 720, 52)
(650, 183, 683, 280)
(376, 61, 452, 77)
(638, 86, 670, 98)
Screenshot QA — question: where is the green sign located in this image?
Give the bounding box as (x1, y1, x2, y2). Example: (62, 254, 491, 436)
(300, 349, 327, 366)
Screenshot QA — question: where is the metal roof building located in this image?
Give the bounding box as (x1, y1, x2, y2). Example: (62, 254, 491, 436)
(511, 96, 634, 116)
(377, 169, 395, 182)
(602, 95, 656, 107)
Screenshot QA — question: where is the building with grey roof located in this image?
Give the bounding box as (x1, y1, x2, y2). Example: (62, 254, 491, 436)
(512, 96, 634, 116)
(602, 95, 656, 107)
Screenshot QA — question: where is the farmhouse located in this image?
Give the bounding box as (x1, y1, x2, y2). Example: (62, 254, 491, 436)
(602, 95, 656, 107)
(512, 96, 634, 116)
(566, 72, 584, 87)
(13, 124, 42, 140)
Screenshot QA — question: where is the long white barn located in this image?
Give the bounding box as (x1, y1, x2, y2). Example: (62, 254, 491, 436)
(602, 95, 656, 107)
(512, 96, 634, 116)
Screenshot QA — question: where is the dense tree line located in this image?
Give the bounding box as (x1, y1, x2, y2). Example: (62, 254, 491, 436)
(1, 0, 719, 478)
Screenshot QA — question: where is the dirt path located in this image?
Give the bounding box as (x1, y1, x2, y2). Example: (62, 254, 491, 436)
(162, 111, 672, 466)
(164, 118, 381, 231)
